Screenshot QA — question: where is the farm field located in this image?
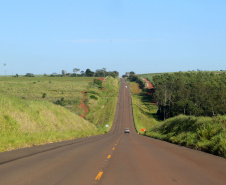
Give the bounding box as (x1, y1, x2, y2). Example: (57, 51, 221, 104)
(0, 76, 96, 115)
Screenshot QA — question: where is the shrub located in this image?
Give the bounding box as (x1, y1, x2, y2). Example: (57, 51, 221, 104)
(90, 95, 98, 100)
(93, 79, 102, 88)
(42, 93, 47, 98)
(55, 98, 66, 106)
(25, 73, 35, 77)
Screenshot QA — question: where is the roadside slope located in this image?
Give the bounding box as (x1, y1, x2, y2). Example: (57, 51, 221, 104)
(85, 76, 120, 131)
(0, 95, 102, 152)
(128, 76, 226, 158)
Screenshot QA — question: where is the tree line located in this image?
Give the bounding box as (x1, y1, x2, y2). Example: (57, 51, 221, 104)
(22, 68, 119, 78)
(152, 72, 226, 120)
(51, 68, 119, 78)
(126, 72, 145, 89)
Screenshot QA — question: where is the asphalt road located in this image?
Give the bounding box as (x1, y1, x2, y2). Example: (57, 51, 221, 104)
(0, 78, 225, 185)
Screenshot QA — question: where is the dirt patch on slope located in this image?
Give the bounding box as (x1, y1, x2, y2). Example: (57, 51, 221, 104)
(143, 78, 153, 89)
(97, 78, 105, 82)
(144, 78, 155, 98)
(79, 92, 89, 118)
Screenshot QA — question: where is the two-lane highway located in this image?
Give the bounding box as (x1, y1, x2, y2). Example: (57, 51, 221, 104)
(0, 78, 225, 185)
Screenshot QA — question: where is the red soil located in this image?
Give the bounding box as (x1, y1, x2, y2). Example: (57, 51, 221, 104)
(144, 78, 155, 96)
(96, 78, 105, 82)
(136, 84, 140, 94)
(146, 92, 152, 95)
(143, 78, 153, 89)
(79, 92, 89, 119)
(79, 78, 105, 118)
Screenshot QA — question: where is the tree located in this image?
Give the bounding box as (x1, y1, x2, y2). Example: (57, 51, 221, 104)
(103, 68, 106, 77)
(62, 70, 67, 76)
(125, 72, 130, 77)
(73, 68, 80, 76)
(108, 71, 119, 78)
(130, 71, 135, 75)
(85, 69, 94, 77)
(51, 72, 58, 77)
(25, 73, 35, 77)
(80, 70, 85, 76)
(95, 69, 104, 77)
(153, 72, 226, 119)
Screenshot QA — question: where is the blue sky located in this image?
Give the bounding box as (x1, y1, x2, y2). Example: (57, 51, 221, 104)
(0, 0, 225, 76)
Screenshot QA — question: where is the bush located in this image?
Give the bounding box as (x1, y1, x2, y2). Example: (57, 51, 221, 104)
(42, 93, 47, 98)
(148, 115, 226, 158)
(25, 73, 35, 77)
(90, 95, 98, 100)
(93, 79, 102, 88)
(55, 98, 66, 106)
(128, 75, 145, 90)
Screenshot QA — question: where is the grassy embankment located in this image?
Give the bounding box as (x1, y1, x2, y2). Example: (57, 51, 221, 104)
(0, 76, 120, 152)
(129, 82, 159, 134)
(85, 76, 120, 132)
(149, 115, 226, 157)
(129, 78, 226, 158)
(0, 95, 100, 152)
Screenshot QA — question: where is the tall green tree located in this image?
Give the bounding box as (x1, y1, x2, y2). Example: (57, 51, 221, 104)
(153, 72, 226, 119)
(85, 69, 94, 77)
(73, 68, 80, 76)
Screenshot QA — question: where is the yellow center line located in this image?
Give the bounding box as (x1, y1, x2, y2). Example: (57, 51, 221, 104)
(115, 144, 117, 145)
(112, 148, 115, 150)
(107, 155, 111, 159)
(95, 172, 103, 180)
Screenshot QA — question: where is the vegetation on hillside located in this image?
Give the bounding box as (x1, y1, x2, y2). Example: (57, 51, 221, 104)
(85, 77, 120, 131)
(148, 115, 226, 158)
(0, 76, 120, 152)
(128, 79, 159, 134)
(126, 72, 226, 158)
(131, 93, 159, 134)
(0, 95, 101, 152)
(138, 70, 226, 85)
(0, 76, 119, 117)
(152, 72, 226, 120)
(127, 74, 145, 90)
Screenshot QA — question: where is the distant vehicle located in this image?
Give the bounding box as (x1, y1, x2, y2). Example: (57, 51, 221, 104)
(124, 128, 130, 133)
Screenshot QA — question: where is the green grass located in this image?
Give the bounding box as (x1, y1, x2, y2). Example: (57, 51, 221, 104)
(148, 115, 226, 158)
(128, 81, 160, 134)
(130, 82, 142, 94)
(0, 76, 96, 115)
(132, 95, 159, 134)
(0, 76, 120, 152)
(129, 79, 226, 158)
(0, 95, 103, 152)
(85, 77, 120, 132)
